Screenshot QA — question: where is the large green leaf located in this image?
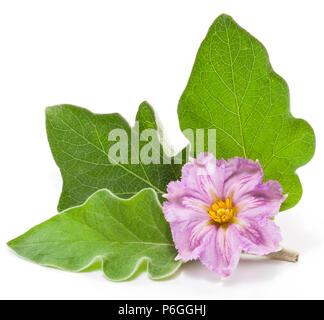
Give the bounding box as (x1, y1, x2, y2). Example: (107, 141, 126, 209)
(178, 14, 315, 211)
(8, 189, 181, 281)
(46, 102, 184, 212)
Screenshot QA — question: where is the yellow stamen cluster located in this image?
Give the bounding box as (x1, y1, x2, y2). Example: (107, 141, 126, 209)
(208, 197, 235, 225)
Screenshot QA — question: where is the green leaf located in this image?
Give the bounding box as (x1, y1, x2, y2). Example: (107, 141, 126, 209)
(178, 14, 315, 211)
(46, 102, 184, 212)
(7, 189, 181, 281)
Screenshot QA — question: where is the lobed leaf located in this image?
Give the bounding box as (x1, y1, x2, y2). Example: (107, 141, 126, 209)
(178, 14, 315, 210)
(8, 189, 181, 281)
(46, 102, 184, 212)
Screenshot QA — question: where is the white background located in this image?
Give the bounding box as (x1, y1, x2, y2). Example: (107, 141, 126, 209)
(1, 0, 323, 300)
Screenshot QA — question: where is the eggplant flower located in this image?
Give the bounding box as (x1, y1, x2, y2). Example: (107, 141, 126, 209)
(163, 153, 286, 277)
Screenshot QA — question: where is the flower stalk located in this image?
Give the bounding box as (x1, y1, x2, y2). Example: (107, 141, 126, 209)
(244, 247, 299, 262)
(265, 247, 299, 262)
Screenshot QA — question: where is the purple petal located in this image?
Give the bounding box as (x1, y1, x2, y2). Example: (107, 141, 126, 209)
(224, 157, 263, 207)
(163, 180, 211, 261)
(237, 180, 287, 221)
(164, 205, 211, 261)
(199, 225, 242, 277)
(181, 153, 226, 205)
(234, 217, 282, 255)
(163, 181, 208, 222)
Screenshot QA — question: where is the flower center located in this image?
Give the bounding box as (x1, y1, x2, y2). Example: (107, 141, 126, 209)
(208, 197, 235, 225)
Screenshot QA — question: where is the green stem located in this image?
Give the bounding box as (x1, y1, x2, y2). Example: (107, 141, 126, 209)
(266, 247, 299, 263)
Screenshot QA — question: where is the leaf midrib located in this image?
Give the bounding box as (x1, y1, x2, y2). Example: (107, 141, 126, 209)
(12, 240, 174, 247)
(224, 17, 247, 158)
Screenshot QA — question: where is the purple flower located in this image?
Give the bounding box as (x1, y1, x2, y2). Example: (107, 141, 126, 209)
(163, 153, 286, 277)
